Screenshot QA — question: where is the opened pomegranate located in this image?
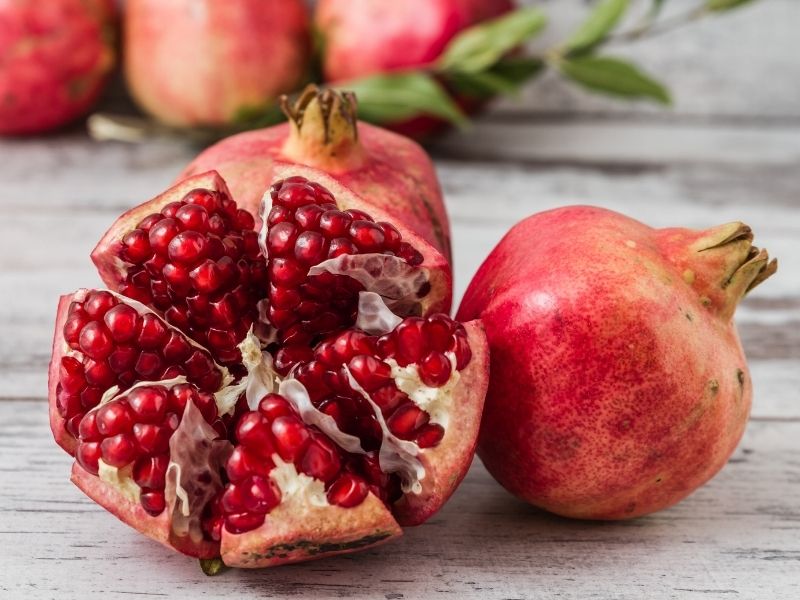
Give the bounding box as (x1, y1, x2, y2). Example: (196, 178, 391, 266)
(50, 172, 488, 567)
(0, 0, 116, 135)
(124, 0, 310, 127)
(179, 85, 452, 264)
(457, 206, 777, 519)
(314, 0, 514, 139)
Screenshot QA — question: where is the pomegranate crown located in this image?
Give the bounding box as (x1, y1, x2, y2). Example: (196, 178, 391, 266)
(280, 85, 365, 172)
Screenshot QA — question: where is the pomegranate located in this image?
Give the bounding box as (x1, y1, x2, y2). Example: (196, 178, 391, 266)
(124, 0, 310, 127)
(0, 0, 116, 135)
(180, 85, 452, 264)
(314, 0, 514, 139)
(457, 206, 777, 519)
(50, 172, 488, 566)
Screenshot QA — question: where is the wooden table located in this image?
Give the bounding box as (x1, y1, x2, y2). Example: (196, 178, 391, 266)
(1, 2, 798, 598)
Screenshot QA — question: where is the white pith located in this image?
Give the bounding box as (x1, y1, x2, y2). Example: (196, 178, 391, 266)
(269, 455, 330, 508)
(385, 355, 459, 429)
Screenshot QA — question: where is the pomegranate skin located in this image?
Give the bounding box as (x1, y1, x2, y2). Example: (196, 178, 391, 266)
(180, 87, 452, 265)
(0, 0, 116, 135)
(124, 0, 310, 127)
(457, 206, 777, 519)
(315, 0, 513, 140)
(316, 0, 513, 82)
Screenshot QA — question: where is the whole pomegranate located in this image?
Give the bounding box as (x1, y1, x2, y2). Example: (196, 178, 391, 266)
(0, 0, 116, 135)
(180, 85, 452, 264)
(457, 206, 777, 519)
(315, 0, 514, 139)
(124, 0, 310, 127)
(50, 171, 487, 567)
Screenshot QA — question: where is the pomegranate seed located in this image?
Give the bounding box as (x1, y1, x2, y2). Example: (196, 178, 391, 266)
(258, 394, 294, 420)
(319, 210, 352, 238)
(269, 258, 306, 287)
(133, 454, 169, 489)
(162, 332, 192, 362)
(378, 222, 402, 251)
(185, 350, 215, 379)
(267, 221, 298, 256)
(65, 414, 83, 438)
(138, 313, 168, 349)
(63, 310, 90, 349)
(235, 413, 275, 454)
(132, 423, 171, 454)
(271, 416, 311, 462)
(268, 204, 293, 225)
(136, 214, 161, 231)
(82, 359, 116, 388)
(80, 386, 103, 410)
(419, 351, 452, 387)
(135, 351, 163, 379)
(274, 345, 315, 375)
(415, 423, 445, 448)
(175, 203, 209, 231)
(327, 473, 368, 508)
(393, 318, 426, 366)
(240, 475, 281, 513)
(224, 512, 265, 534)
(59, 356, 86, 393)
(100, 433, 139, 467)
(140, 490, 166, 516)
(454, 332, 472, 370)
(127, 386, 168, 423)
(209, 295, 237, 327)
(344, 209, 372, 222)
(148, 218, 181, 254)
(294, 231, 328, 266)
(387, 403, 429, 439)
(349, 220, 385, 252)
(371, 385, 407, 415)
(193, 391, 219, 423)
(207, 328, 237, 351)
(76, 442, 101, 475)
(108, 345, 138, 373)
(83, 291, 116, 318)
(189, 260, 222, 294)
(327, 237, 359, 258)
(277, 182, 317, 209)
(294, 204, 324, 229)
(78, 411, 102, 441)
(95, 401, 134, 436)
(183, 188, 219, 211)
(423, 314, 455, 353)
(121, 229, 152, 263)
(348, 355, 392, 392)
(103, 304, 140, 342)
(300, 437, 341, 483)
(168, 230, 208, 264)
(78, 322, 113, 360)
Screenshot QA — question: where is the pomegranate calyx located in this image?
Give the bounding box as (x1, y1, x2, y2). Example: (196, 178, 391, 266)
(280, 85, 365, 173)
(657, 221, 777, 320)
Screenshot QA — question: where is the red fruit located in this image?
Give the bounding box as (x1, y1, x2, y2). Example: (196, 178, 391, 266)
(0, 0, 116, 135)
(124, 0, 310, 127)
(315, 0, 513, 139)
(49, 166, 488, 570)
(457, 207, 778, 519)
(178, 86, 453, 268)
(90, 172, 266, 368)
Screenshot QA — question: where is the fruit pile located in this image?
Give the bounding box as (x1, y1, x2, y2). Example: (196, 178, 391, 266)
(49, 102, 489, 567)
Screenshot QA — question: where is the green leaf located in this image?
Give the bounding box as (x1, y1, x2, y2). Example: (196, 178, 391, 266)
(438, 7, 547, 73)
(706, 0, 757, 11)
(447, 57, 544, 97)
(559, 56, 671, 104)
(564, 0, 630, 54)
(338, 72, 468, 126)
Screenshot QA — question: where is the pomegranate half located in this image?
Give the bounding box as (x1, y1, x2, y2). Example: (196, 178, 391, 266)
(457, 206, 777, 519)
(50, 172, 488, 567)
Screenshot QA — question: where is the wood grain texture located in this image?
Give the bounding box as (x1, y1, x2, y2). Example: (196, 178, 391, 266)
(0, 1, 798, 597)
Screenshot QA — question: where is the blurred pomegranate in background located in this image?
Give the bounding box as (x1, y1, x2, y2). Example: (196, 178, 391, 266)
(124, 0, 310, 127)
(0, 0, 116, 135)
(315, 0, 514, 139)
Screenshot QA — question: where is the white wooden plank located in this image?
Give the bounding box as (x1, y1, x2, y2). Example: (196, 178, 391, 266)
(1, 401, 797, 599)
(502, 0, 800, 120)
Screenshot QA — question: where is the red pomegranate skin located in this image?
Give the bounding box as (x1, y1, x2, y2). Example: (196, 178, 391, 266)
(315, 0, 513, 140)
(0, 0, 116, 135)
(457, 206, 776, 519)
(180, 88, 452, 263)
(124, 0, 310, 126)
